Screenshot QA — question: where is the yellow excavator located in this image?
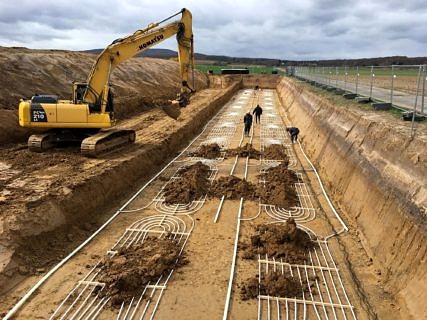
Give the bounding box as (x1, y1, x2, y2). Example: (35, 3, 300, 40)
(18, 8, 194, 156)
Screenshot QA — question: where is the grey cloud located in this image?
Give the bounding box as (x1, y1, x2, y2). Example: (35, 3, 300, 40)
(0, 0, 425, 60)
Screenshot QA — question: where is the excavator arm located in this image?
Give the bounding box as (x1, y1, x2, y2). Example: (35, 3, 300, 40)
(83, 8, 194, 112)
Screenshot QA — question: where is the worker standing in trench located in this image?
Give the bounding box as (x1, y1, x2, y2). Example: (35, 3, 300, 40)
(287, 127, 300, 143)
(243, 112, 253, 136)
(252, 104, 263, 124)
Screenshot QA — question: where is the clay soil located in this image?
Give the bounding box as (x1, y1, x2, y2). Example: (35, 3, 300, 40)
(163, 162, 211, 204)
(189, 143, 222, 159)
(257, 162, 299, 209)
(241, 218, 317, 264)
(262, 144, 290, 162)
(227, 143, 261, 159)
(209, 176, 258, 200)
(241, 270, 309, 300)
(97, 237, 188, 307)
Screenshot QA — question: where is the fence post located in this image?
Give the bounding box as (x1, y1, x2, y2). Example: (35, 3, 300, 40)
(410, 65, 422, 138)
(335, 66, 338, 87)
(369, 66, 374, 100)
(344, 66, 348, 91)
(421, 65, 426, 114)
(390, 65, 395, 105)
(356, 66, 359, 95)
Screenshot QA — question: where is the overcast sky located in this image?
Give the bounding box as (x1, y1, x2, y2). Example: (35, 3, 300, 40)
(0, 0, 426, 60)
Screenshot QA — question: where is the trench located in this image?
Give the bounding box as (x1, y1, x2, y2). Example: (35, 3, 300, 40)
(1, 75, 426, 319)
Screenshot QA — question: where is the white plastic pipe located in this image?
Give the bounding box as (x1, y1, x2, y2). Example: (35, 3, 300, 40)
(222, 197, 243, 320)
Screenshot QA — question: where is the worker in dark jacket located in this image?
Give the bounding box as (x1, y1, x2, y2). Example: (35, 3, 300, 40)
(252, 104, 263, 123)
(243, 112, 253, 136)
(287, 127, 300, 143)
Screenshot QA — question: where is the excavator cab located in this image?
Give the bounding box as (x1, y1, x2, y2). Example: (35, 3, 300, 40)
(72, 82, 87, 104)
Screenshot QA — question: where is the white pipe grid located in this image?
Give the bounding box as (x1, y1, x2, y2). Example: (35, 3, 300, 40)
(249, 91, 358, 320)
(258, 170, 315, 223)
(257, 239, 357, 320)
(50, 214, 192, 320)
(152, 162, 218, 215)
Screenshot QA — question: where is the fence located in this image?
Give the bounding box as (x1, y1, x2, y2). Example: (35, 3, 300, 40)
(292, 65, 427, 115)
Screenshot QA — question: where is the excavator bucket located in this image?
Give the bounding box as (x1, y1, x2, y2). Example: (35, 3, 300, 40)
(161, 101, 181, 119)
(162, 93, 190, 119)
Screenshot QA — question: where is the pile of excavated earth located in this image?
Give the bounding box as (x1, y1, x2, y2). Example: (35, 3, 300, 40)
(240, 218, 316, 300)
(163, 162, 211, 204)
(97, 237, 188, 307)
(189, 143, 222, 159)
(161, 144, 299, 209)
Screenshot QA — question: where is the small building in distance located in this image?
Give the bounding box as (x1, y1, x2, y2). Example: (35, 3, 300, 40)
(220, 68, 249, 74)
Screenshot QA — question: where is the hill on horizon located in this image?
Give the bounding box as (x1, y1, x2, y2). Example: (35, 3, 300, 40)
(83, 48, 427, 67)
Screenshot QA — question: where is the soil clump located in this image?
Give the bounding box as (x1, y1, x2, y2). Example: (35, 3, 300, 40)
(227, 143, 261, 159)
(262, 144, 290, 163)
(241, 270, 310, 300)
(257, 162, 299, 209)
(97, 237, 188, 307)
(209, 176, 258, 200)
(163, 162, 210, 204)
(241, 218, 317, 264)
(190, 143, 222, 159)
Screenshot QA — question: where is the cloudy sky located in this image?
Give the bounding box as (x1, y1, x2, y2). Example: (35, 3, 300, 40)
(0, 0, 425, 60)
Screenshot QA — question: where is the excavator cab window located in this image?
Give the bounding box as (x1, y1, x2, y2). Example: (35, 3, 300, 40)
(72, 83, 88, 104)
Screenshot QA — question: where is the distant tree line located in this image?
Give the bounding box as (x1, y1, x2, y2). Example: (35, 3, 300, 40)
(282, 56, 427, 67)
(83, 49, 426, 67)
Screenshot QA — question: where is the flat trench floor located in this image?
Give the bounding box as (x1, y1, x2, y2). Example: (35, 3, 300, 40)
(6, 89, 389, 319)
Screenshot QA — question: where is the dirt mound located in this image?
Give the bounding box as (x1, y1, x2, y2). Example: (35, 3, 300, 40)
(241, 218, 316, 264)
(209, 176, 258, 200)
(227, 143, 260, 159)
(97, 237, 188, 307)
(257, 162, 299, 209)
(163, 162, 210, 204)
(190, 143, 222, 159)
(262, 144, 290, 163)
(241, 270, 309, 300)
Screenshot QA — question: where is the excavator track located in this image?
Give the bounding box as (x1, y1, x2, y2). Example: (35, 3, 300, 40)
(28, 133, 55, 152)
(80, 129, 136, 157)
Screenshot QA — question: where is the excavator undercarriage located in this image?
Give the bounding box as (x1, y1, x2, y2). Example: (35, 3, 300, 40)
(28, 129, 136, 157)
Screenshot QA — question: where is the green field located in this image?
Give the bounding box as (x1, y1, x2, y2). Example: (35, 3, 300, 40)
(196, 64, 284, 75)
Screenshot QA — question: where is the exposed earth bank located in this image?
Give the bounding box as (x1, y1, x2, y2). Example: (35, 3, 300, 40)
(278, 76, 427, 320)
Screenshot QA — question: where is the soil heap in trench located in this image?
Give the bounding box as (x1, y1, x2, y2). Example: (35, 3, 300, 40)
(257, 162, 299, 209)
(189, 143, 222, 159)
(97, 237, 188, 307)
(241, 218, 317, 264)
(163, 162, 210, 204)
(262, 144, 290, 164)
(209, 175, 258, 200)
(241, 270, 311, 300)
(227, 143, 261, 159)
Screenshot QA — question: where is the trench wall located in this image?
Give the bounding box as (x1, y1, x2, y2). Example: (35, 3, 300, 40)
(276, 77, 427, 319)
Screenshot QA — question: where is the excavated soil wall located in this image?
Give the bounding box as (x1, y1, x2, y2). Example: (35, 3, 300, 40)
(276, 77, 427, 319)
